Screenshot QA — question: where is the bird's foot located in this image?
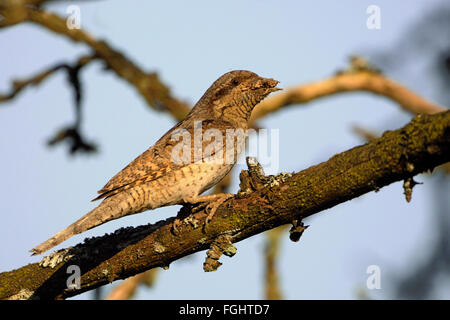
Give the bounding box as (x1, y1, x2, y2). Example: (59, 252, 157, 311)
(204, 194, 234, 225)
(183, 193, 234, 227)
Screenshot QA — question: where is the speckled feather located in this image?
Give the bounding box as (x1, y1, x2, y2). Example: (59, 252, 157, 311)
(93, 119, 239, 200)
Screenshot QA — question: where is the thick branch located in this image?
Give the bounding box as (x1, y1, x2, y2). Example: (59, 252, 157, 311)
(0, 110, 448, 300)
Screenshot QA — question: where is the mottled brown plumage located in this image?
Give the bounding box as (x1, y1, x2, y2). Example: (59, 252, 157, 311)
(30, 70, 280, 255)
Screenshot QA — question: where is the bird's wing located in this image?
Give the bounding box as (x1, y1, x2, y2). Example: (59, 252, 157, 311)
(93, 119, 237, 200)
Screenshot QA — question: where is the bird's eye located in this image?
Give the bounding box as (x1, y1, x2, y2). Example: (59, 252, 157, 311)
(232, 79, 239, 85)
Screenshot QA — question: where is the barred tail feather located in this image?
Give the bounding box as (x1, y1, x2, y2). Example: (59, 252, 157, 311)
(30, 199, 124, 255)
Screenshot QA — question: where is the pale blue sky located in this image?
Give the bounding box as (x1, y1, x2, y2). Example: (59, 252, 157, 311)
(1, 0, 448, 299)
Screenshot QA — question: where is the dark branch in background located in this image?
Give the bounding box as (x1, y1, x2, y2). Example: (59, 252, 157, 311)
(0, 110, 448, 300)
(0, 4, 191, 155)
(0, 5, 192, 121)
(46, 55, 98, 154)
(264, 226, 285, 300)
(0, 54, 98, 154)
(0, 54, 95, 103)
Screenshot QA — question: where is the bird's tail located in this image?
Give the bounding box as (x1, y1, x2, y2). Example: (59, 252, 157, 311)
(30, 195, 133, 255)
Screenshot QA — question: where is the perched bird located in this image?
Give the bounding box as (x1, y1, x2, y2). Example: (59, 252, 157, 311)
(30, 70, 280, 255)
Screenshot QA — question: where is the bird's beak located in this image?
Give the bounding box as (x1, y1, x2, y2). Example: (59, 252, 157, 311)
(255, 77, 282, 93)
(269, 86, 282, 93)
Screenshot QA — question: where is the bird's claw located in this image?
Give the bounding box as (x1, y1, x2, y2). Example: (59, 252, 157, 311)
(204, 194, 234, 227)
(182, 193, 233, 231)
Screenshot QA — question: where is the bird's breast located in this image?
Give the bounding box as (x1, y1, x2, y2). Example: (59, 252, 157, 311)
(137, 161, 234, 211)
(175, 161, 234, 197)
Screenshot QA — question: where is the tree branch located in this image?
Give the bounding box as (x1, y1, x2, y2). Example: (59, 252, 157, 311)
(0, 110, 448, 300)
(0, 55, 96, 103)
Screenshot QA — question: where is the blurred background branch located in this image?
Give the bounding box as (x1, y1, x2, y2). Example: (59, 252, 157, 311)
(264, 226, 285, 300)
(105, 268, 158, 300)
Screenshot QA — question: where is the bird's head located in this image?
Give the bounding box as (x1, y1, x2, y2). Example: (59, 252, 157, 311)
(209, 70, 280, 107)
(191, 70, 281, 127)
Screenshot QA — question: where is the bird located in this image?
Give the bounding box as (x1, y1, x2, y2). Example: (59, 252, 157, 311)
(30, 70, 280, 255)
